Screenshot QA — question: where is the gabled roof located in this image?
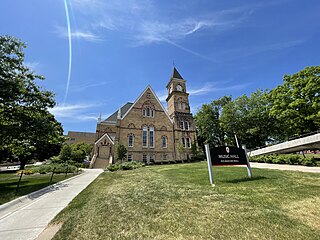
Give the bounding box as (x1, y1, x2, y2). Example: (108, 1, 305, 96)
(121, 85, 173, 124)
(102, 102, 133, 123)
(172, 67, 184, 79)
(95, 132, 115, 145)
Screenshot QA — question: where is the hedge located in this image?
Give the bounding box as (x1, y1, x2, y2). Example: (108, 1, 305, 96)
(24, 163, 78, 174)
(107, 161, 144, 172)
(250, 154, 318, 166)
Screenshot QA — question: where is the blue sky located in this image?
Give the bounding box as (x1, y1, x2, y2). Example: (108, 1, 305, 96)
(1, 0, 319, 134)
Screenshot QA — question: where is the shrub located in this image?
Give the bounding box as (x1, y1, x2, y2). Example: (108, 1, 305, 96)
(53, 164, 77, 173)
(107, 161, 144, 171)
(16, 169, 34, 175)
(191, 154, 206, 162)
(121, 161, 144, 170)
(26, 163, 78, 174)
(301, 157, 317, 166)
(250, 154, 317, 166)
(107, 164, 122, 172)
(50, 156, 61, 163)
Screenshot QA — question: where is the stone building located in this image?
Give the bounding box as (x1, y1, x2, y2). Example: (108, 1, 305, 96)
(65, 131, 96, 145)
(90, 67, 197, 168)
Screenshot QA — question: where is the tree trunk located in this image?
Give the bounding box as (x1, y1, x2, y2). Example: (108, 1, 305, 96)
(19, 159, 27, 170)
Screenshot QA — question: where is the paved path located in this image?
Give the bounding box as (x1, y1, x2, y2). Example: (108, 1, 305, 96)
(250, 162, 320, 173)
(0, 169, 103, 240)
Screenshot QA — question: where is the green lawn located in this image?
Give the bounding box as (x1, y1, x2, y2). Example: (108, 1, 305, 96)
(0, 172, 78, 205)
(52, 162, 320, 240)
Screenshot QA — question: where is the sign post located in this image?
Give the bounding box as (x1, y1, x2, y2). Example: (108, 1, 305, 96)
(205, 144, 214, 186)
(204, 145, 253, 185)
(242, 145, 252, 178)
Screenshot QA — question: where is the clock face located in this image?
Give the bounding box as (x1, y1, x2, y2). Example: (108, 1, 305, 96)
(176, 85, 183, 91)
(169, 84, 173, 93)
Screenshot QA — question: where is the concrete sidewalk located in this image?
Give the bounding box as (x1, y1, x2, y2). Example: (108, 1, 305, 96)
(250, 162, 320, 173)
(0, 168, 103, 240)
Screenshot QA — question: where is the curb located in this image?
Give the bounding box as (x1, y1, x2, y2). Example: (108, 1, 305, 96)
(0, 171, 86, 218)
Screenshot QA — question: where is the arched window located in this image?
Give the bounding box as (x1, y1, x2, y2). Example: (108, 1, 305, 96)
(180, 121, 184, 129)
(128, 123, 136, 129)
(149, 126, 154, 148)
(142, 106, 154, 117)
(186, 137, 191, 148)
(160, 126, 167, 131)
(162, 136, 167, 148)
(185, 121, 189, 130)
(181, 138, 186, 148)
(142, 126, 148, 147)
(128, 133, 134, 147)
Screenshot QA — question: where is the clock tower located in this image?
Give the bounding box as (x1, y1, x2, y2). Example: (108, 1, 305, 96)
(166, 67, 191, 117)
(166, 67, 196, 160)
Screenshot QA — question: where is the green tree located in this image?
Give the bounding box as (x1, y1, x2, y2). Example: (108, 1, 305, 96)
(59, 144, 72, 163)
(0, 35, 64, 169)
(177, 143, 186, 161)
(116, 144, 127, 162)
(70, 142, 93, 163)
(195, 96, 231, 148)
(268, 66, 320, 137)
(220, 90, 277, 149)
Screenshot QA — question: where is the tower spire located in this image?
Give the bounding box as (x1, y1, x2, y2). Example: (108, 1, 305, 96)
(172, 66, 184, 80)
(98, 112, 102, 123)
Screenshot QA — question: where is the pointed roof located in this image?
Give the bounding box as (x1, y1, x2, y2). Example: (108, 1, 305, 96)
(172, 67, 184, 79)
(166, 67, 186, 88)
(95, 132, 115, 145)
(102, 102, 133, 123)
(122, 85, 173, 124)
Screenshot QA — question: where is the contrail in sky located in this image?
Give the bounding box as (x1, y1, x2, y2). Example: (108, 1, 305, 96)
(63, 0, 72, 106)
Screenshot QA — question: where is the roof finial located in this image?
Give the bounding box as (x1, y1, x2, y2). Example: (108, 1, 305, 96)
(173, 60, 175, 67)
(117, 108, 121, 120)
(98, 112, 101, 123)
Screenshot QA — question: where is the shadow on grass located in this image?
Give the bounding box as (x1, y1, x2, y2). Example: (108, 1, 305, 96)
(0, 174, 76, 205)
(223, 176, 267, 183)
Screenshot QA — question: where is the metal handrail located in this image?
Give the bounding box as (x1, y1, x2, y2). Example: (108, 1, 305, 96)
(249, 130, 320, 151)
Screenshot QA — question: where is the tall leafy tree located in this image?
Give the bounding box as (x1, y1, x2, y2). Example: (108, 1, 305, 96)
(195, 96, 231, 148)
(220, 90, 276, 149)
(0, 35, 64, 169)
(268, 66, 320, 137)
(70, 142, 93, 163)
(116, 144, 127, 162)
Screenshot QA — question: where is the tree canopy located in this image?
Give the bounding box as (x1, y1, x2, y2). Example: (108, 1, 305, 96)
(220, 90, 276, 149)
(268, 66, 320, 137)
(195, 66, 320, 150)
(195, 96, 230, 148)
(0, 35, 65, 169)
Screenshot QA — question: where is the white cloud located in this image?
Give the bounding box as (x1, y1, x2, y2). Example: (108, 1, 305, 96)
(67, 0, 252, 59)
(156, 90, 167, 102)
(156, 82, 249, 103)
(49, 103, 99, 122)
(25, 61, 40, 70)
(71, 81, 109, 92)
(92, 20, 117, 31)
(133, 16, 243, 47)
(221, 39, 305, 59)
(189, 84, 218, 95)
(67, 0, 295, 60)
(55, 26, 103, 42)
